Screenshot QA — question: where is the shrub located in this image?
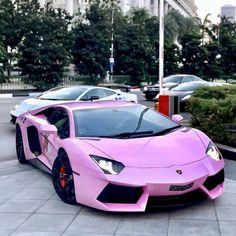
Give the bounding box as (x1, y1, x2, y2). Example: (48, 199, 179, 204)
(188, 85, 236, 146)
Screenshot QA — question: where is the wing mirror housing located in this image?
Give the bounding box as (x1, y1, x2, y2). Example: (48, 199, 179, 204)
(89, 96, 100, 101)
(172, 114, 184, 123)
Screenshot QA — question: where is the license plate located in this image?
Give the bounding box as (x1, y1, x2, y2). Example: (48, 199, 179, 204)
(169, 182, 194, 191)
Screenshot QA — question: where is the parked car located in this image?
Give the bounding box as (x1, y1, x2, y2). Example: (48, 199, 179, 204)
(143, 74, 204, 101)
(16, 100, 224, 211)
(10, 85, 138, 124)
(155, 81, 229, 111)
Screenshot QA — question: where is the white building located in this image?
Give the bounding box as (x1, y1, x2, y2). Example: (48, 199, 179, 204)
(38, 0, 197, 17)
(221, 5, 236, 23)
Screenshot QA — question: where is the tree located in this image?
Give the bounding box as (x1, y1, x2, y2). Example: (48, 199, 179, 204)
(179, 33, 206, 76)
(18, 4, 71, 90)
(0, 0, 41, 75)
(71, 0, 115, 84)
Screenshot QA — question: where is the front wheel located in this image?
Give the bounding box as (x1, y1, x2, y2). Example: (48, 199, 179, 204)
(16, 125, 27, 164)
(52, 152, 76, 205)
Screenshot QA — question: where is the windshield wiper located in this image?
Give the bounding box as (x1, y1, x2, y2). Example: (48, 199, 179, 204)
(151, 125, 182, 136)
(101, 131, 154, 139)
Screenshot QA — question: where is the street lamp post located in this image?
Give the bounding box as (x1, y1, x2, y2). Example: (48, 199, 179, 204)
(109, 2, 114, 82)
(159, 0, 164, 95)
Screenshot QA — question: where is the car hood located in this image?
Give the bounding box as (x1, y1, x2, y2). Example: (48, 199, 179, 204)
(83, 128, 207, 168)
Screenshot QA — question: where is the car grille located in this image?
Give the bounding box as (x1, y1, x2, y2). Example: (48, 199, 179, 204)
(97, 184, 143, 204)
(203, 169, 225, 191)
(146, 189, 206, 209)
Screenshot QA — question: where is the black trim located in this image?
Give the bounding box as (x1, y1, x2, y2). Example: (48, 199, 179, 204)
(146, 189, 206, 209)
(203, 169, 225, 191)
(97, 184, 143, 204)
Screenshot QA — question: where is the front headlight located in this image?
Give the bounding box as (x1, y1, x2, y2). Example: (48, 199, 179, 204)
(143, 86, 147, 91)
(90, 155, 125, 175)
(181, 95, 191, 101)
(206, 142, 221, 161)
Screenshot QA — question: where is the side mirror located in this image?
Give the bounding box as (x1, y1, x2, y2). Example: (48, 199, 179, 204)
(172, 114, 184, 123)
(89, 96, 100, 101)
(40, 124, 57, 136)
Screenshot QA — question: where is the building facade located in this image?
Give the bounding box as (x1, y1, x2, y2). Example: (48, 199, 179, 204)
(38, 0, 197, 17)
(221, 5, 236, 23)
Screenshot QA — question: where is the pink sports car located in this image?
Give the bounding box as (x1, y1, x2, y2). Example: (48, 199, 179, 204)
(15, 101, 224, 212)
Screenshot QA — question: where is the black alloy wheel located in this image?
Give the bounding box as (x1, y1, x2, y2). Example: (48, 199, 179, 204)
(16, 125, 27, 164)
(52, 152, 76, 205)
(145, 95, 155, 101)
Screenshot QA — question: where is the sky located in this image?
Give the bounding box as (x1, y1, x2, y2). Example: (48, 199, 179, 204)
(195, 0, 236, 23)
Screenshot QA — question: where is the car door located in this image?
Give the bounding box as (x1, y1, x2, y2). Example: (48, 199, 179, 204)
(41, 108, 70, 166)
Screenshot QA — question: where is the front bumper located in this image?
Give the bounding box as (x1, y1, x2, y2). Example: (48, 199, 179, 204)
(73, 157, 224, 212)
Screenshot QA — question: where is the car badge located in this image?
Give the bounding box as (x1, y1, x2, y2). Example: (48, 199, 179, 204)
(176, 170, 182, 175)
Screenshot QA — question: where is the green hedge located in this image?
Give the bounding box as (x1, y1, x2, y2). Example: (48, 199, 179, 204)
(188, 85, 236, 146)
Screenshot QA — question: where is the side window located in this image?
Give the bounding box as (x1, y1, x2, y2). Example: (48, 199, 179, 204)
(47, 108, 70, 139)
(102, 89, 116, 96)
(182, 77, 193, 83)
(82, 89, 107, 100)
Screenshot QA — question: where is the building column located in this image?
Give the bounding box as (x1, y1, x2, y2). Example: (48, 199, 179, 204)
(164, 1, 169, 14)
(65, 0, 74, 15)
(153, 0, 159, 16)
(38, 0, 45, 8)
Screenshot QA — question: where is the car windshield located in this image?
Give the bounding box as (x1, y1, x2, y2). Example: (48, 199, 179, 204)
(73, 106, 181, 139)
(38, 87, 88, 100)
(172, 83, 206, 91)
(164, 75, 183, 83)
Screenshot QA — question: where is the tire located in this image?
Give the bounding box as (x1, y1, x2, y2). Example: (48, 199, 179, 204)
(52, 152, 76, 205)
(16, 125, 27, 164)
(145, 95, 155, 101)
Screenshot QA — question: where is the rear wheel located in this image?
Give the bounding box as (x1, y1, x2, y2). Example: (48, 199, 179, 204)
(16, 125, 27, 164)
(52, 152, 76, 205)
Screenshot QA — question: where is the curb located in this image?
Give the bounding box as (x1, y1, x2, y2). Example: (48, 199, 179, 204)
(216, 143, 236, 161)
(0, 92, 41, 98)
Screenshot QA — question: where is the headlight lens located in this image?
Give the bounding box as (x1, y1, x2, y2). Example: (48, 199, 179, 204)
(90, 155, 125, 175)
(143, 86, 147, 91)
(181, 95, 191, 101)
(206, 142, 221, 161)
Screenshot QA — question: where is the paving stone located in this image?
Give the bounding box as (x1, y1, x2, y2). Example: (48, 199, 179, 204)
(168, 219, 220, 236)
(214, 192, 236, 206)
(8, 169, 42, 180)
(63, 233, 113, 236)
(17, 214, 75, 232)
(219, 220, 236, 236)
(169, 201, 216, 220)
(224, 180, 236, 194)
(36, 199, 81, 215)
(0, 230, 12, 236)
(28, 175, 53, 188)
(0, 213, 30, 231)
(11, 231, 62, 236)
(0, 187, 22, 200)
(0, 200, 45, 213)
(116, 218, 168, 235)
(66, 214, 121, 234)
(12, 187, 55, 200)
(215, 206, 236, 221)
(0, 178, 35, 188)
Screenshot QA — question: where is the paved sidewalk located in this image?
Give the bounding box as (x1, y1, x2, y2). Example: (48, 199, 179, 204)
(0, 160, 235, 236)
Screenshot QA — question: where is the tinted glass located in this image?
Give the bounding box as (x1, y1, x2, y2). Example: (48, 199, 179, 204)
(73, 106, 180, 138)
(164, 75, 182, 83)
(38, 87, 88, 100)
(172, 83, 206, 91)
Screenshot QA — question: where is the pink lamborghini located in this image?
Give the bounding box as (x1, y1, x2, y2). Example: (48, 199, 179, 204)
(15, 101, 224, 211)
